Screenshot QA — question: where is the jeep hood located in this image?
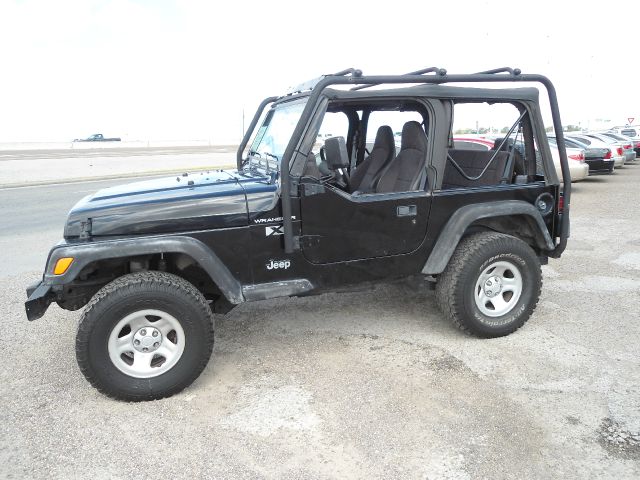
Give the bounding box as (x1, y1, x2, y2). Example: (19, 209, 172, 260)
(64, 169, 277, 237)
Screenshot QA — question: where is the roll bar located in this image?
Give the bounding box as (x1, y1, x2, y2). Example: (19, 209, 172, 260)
(237, 67, 571, 258)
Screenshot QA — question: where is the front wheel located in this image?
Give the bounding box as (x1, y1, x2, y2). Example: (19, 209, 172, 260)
(436, 232, 542, 338)
(76, 271, 215, 401)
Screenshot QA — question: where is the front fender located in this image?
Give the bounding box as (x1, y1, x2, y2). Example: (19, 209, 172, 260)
(42, 235, 245, 304)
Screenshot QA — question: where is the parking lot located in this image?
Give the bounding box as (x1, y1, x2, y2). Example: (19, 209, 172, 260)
(1, 156, 639, 479)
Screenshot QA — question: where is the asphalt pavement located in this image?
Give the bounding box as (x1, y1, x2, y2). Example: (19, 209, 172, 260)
(0, 176, 166, 275)
(1, 161, 639, 479)
(0, 146, 236, 187)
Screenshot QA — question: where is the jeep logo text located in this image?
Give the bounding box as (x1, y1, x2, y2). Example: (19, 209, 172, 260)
(266, 259, 291, 270)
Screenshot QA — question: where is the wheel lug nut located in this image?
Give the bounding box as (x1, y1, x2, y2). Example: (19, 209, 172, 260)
(152, 331, 158, 337)
(134, 339, 140, 345)
(153, 342, 159, 348)
(141, 329, 147, 336)
(143, 347, 148, 352)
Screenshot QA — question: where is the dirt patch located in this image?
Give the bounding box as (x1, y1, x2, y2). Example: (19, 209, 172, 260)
(597, 417, 640, 460)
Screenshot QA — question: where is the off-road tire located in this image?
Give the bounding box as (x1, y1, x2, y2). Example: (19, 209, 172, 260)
(436, 232, 542, 338)
(76, 271, 215, 401)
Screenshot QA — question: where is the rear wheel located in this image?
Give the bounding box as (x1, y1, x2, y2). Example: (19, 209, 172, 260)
(436, 232, 542, 337)
(76, 271, 215, 401)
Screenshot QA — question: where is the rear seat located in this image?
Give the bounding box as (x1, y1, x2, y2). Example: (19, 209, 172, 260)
(442, 149, 511, 189)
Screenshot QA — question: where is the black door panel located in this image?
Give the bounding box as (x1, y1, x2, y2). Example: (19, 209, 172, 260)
(300, 182, 431, 264)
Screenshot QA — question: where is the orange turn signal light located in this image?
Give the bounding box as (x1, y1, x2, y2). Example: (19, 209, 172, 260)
(53, 257, 74, 275)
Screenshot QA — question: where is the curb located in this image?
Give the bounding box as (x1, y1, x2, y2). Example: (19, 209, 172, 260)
(0, 165, 236, 189)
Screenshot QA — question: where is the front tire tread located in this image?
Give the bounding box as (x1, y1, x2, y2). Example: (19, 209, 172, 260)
(76, 271, 214, 402)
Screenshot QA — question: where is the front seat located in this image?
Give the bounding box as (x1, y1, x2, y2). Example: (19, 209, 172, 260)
(376, 121, 427, 193)
(350, 125, 396, 193)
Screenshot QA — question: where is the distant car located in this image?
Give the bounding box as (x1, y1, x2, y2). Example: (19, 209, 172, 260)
(548, 136, 614, 175)
(596, 132, 638, 162)
(609, 127, 640, 156)
(584, 133, 635, 164)
(73, 133, 121, 142)
(609, 126, 639, 138)
(452, 136, 588, 182)
(569, 134, 625, 168)
(548, 144, 589, 182)
(452, 137, 495, 150)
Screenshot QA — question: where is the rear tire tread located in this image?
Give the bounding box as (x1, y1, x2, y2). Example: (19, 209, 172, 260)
(436, 232, 542, 337)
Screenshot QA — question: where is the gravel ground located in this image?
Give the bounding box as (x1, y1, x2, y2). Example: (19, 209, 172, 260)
(1, 166, 640, 479)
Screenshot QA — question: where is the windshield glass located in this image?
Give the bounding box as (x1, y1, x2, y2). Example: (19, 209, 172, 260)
(249, 100, 307, 164)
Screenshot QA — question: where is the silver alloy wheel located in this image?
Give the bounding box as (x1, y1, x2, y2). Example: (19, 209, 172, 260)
(474, 260, 523, 317)
(108, 309, 186, 378)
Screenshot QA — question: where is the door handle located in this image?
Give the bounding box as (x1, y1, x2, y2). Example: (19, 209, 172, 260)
(396, 205, 417, 217)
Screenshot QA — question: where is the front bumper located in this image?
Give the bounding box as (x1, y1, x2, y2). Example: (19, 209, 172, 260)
(25, 281, 54, 321)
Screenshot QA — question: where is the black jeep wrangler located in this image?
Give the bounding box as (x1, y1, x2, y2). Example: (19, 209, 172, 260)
(25, 67, 571, 401)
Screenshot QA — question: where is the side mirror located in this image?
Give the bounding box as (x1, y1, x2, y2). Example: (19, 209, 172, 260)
(324, 136, 349, 171)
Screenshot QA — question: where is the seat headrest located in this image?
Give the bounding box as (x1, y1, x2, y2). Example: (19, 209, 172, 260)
(492, 137, 512, 150)
(401, 121, 427, 152)
(324, 136, 350, 170)
(493, 137, 525, 155)
(373, 125, 395, 151)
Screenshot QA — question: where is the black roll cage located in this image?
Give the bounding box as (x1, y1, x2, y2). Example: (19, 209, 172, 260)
(237, 67, 571, 258)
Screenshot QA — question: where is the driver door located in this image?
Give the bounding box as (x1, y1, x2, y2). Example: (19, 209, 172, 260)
(298, 102, 432, 264)
(299, 183, 431, 264)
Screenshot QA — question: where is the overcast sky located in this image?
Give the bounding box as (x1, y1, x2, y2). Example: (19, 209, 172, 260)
(1, 0, 638, 143)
